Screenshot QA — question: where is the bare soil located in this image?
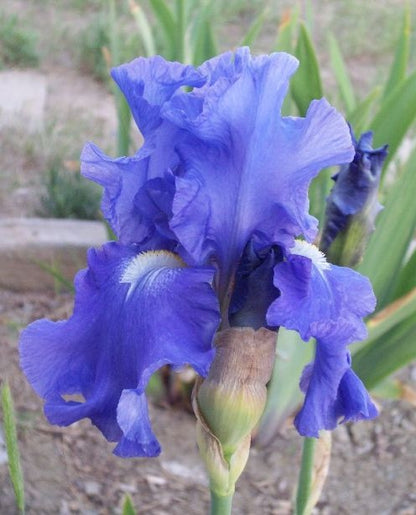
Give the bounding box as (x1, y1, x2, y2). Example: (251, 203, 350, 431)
(1, 292, 416, 515)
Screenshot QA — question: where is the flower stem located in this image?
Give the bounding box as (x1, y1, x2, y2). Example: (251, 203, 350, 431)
(295, 436, 316, 515)
(210, 489, 234, 515)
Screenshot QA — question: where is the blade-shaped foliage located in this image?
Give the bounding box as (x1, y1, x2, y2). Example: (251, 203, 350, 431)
(370, 69, 416, 169)
(274, 8, 298, 53)
(192, 17, 218, 65)
(347, 86, 381, 135)
(382, 4, 411, 99)
(256, 329, 313, 447)
(240, 8, 267, 48)
(363, 288, 416, 347)
(148, 0, 176, 59)
(275, 8, 299, 116)
(353, 311, 416, 390)
(122, 495, 136, 515)
(371, 377, 416, 405)
(290, 22, 323, 116)
(352, 288, 416, 389)
(174, 0, 186, 62)
(191, 1, 218, 65)
(109, 0, 132, 156)
(309, 166, 334, 225)
(1, 383, 25, 514)
(394, 248, 416, 298)
(358, 145, 416, 309)
(328, 32, 356, 113)
(130, 1, 157, 57)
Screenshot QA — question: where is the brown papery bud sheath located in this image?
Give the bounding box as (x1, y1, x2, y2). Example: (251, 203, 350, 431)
(196, 327, 277, 457)
(193, 327, 277, 496)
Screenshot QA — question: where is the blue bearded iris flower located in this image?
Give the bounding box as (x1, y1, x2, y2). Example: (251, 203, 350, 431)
(19, 48, 378, 458)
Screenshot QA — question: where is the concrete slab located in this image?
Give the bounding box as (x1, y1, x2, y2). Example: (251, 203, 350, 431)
(0, 218, 108, 291)
(0, 70, 46, 131)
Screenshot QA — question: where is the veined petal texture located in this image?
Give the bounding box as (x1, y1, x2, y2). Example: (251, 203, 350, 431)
(84, 48, 354, 293)
(294, 347, 378, 437)
(267, 243, 375, 343)
(83, 57, 206, 245)
(20, 48, 372, 454)
(163, 48, 354, 295)
(81, 143, 153, 244)
(19, 243, 220, 457)
(111, 55, 205, 136)
(267, 241, 377, 435)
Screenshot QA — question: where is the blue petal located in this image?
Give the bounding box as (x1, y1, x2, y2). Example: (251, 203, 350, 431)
(19, 242, 220, 457)
(114, 389, 161, 457)
(335, 367, 378, 422)
(294, 344, 349, 435)
(330, 130, 387, 216)
(111, 55, 205, 137)
(81, 143, 152, 244)
(197, 48, 248, 87)
(164, 49, 353, 298)
(266, 243, 377, 436)
(133, 173, 177, 245)
(295, 352, 378, 436)
(266, 246, 376, 342)
(83, 56, 208, 245)
(81, 143, 177, 248)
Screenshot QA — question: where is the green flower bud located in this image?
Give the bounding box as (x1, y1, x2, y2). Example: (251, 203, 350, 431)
(193, 327, 276, 496)
(195, 421, 251, 497)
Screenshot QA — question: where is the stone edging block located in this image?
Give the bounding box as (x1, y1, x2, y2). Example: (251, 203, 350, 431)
(0, 218, 108, 292)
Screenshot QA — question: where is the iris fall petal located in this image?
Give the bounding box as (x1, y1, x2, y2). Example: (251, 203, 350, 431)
(267, 242, 377, 436)
(19, 242, 220, 456)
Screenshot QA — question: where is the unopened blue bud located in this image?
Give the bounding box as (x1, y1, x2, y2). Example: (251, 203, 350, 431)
(320, 129, 388, 266)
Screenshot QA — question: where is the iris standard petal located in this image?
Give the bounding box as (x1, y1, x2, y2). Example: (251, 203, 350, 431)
(83, 57, 208, 245)
(81, 143, 152, 244)
(165, 49, 353, 297)
(111, 55, 205, 136)
(19, 242, 220, 457)
(81, 143, 178, 248)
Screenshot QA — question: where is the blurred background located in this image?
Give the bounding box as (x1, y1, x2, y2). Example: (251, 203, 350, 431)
(0, 0, 415, 221)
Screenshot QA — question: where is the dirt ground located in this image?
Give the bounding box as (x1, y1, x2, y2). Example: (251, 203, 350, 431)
(1, 1, 416, 514)
(1, 291, 416, 515)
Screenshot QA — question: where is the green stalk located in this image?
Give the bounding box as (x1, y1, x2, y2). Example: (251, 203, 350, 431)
(210, 489, 234, 515)
(295, 437, 316, 515)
